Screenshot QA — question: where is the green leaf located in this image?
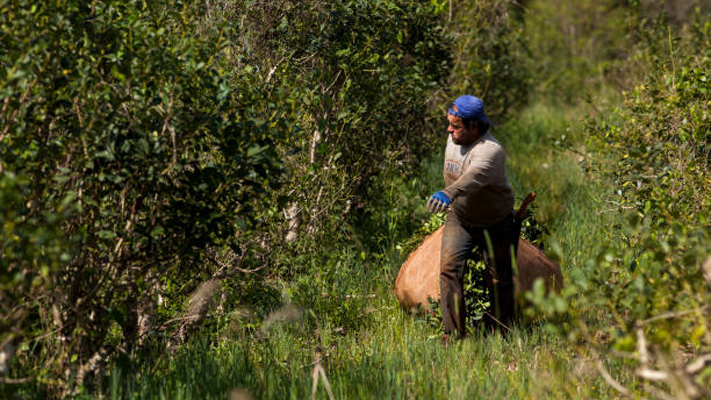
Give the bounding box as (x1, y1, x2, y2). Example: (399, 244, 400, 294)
(97, 230, 116, 239)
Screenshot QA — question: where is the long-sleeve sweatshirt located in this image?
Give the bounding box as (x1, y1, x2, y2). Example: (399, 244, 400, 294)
(441, 131, 514, 227)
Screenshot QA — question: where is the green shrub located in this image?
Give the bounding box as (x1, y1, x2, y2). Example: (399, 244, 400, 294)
(522, 0, 632, 102)
(1, 0, 285, 390)
(446, 0, 530, 120)
(587, 10, 710, 343)
(240, 0, 451, 246)
(0, 0, 456, 393)
(529, 9, 711, 398)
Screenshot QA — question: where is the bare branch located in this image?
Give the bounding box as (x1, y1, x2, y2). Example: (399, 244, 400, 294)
(265, 57, 286, 83)
(0, 376, 35, 384)
(686, 353, 711, 375)
(322, 70, 342, 95)
(204, 241, 267, 277)
(595, 359, 630, 396)
(637, 367, 669, 381)
(311, 346, 335, 400)
(640, 306, 710, 325)
(483, 312, 513, 333)
(637, 325, 650, 366)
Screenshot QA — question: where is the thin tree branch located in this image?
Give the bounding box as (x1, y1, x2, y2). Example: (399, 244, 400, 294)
(594, 358, 630, 396)
(686, 353, 711, 375)
(640, 306, 710, 325)
(0, 376, 35, 384)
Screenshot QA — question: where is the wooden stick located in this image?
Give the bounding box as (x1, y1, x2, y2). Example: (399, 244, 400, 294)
(517, 192, 536, 219)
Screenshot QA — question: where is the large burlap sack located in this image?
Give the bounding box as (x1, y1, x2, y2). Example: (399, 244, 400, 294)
(394, 226, 563, 311)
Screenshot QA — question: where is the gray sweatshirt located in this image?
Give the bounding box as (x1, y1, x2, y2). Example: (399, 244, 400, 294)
(442, 132, 514, 227)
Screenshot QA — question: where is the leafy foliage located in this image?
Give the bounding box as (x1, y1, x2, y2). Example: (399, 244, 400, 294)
(526, 8, 711, 398)
(446, 0, 530, 120)
(0, 0, 453, 394)
(240, 0, 451, 245)
(588, 9, 710, 342)
(2, 0, 284, 390)
(523, 0, 632, 101)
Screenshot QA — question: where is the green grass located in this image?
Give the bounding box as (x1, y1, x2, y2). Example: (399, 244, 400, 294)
(502, 102, 616, 264)
(59, 102, 633, 400)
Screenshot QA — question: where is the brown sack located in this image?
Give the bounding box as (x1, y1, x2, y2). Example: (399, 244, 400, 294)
(394, 226, 563, 311)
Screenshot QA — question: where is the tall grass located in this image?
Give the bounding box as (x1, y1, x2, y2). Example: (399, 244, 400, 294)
(501, 102, 617, 270)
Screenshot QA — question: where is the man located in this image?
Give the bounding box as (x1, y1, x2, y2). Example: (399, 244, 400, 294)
(427, 94, 517, 338)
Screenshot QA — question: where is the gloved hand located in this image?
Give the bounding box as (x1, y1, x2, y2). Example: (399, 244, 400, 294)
(427, 191, 451, 213)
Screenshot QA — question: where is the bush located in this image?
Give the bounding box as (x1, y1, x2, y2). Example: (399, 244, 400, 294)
(1, 0, 285, 391)
(588, 7, 710, 345)
(241, 0, 451, 246)
(522, 0, 631, 102)
(445, 0, 530, 120)
(0, 0, 455, 394)
(532, 9, 711, 398)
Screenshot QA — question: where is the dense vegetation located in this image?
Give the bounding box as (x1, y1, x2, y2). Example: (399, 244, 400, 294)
(1, 0, 709, 399)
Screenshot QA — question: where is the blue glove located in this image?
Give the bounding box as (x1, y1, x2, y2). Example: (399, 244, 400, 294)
(427, 191, 451, 213)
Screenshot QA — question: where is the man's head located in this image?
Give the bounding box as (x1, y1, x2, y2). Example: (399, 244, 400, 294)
(446, 95, 491, 146)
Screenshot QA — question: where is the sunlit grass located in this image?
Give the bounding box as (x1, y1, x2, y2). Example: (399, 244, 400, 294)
(500, 102, 616, 272)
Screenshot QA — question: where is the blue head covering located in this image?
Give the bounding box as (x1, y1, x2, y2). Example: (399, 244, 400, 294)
(448, 95, 491, 126)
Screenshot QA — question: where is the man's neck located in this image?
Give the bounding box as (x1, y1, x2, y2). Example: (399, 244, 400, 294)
(463, 131, 485, 147)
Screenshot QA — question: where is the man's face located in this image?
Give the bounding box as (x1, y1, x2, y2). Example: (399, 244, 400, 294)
(447, 113, 479, 146)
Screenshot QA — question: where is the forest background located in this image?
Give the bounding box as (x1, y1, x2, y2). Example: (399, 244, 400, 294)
(1, 0, 710, 398)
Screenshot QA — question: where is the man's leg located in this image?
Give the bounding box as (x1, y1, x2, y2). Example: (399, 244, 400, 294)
(483, 215, 518, 331)
(439, 215, 475, 337)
